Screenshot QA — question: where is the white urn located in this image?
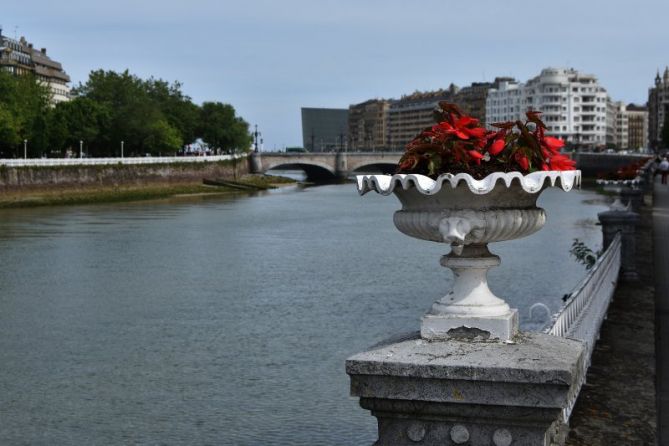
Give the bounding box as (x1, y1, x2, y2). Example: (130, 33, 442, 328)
(357, 170, 581, 341)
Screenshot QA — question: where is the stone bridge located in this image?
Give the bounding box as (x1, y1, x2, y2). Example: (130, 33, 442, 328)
(248, 152, 403, 182)
(248, 151, 653, 182)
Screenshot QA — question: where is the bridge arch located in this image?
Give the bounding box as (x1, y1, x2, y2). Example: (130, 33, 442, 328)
(265, 162, 338, 183)
(350, 162, 397, 175)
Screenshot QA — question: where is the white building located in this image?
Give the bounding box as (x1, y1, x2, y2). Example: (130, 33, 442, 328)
(0, 28, 71, 105)
(486, 68, 608, 149)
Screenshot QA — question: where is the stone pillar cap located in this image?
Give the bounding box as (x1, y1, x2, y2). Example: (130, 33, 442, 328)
(347, 332, 583, 386)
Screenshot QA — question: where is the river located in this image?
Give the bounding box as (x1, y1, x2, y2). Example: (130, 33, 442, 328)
(0, 182, 608, 445)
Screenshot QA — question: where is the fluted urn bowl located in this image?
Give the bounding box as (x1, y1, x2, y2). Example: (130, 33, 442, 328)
(357, 170, 581, 341)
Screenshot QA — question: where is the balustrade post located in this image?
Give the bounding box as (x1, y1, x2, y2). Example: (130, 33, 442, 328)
(598, 209, 639, 281)
(620, 187, 644, 212)
(347, 333, 585, 445)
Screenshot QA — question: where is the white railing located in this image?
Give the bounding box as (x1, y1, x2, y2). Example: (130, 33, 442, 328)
(0, 153, 248, 167)
(544, 232, 622, 419)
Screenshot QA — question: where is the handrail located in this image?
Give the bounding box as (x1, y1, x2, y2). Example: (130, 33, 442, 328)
(544, 231, 622, 419)
(0, 153, 247, 167)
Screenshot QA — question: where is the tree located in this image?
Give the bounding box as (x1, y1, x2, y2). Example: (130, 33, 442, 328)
(50, 97, 111, 156)
(198, 102, 252, 153)
(0, 70, 50, 157)
(73, 70, 183, 156)
(145, 78, 200, 145)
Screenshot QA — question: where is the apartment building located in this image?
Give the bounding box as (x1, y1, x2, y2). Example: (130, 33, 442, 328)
(607, 100, 628, 149)
(626, 104, 649, 150)
(0, 28, 70, 104)
(347, 99, 390, 151)
(486, 68, 608, 149)
(386, 85, 459, 151)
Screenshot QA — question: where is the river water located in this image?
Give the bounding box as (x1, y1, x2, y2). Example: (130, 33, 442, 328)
(0, 182, 608, 445)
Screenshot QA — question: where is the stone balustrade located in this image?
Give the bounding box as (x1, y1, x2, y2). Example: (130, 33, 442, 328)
(347, 175, 645, 445)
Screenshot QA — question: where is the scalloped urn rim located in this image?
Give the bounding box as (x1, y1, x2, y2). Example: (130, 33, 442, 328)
(356, 170, 581, 196)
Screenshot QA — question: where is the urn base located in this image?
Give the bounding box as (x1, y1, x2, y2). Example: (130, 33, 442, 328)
(421, 309, 519, 341)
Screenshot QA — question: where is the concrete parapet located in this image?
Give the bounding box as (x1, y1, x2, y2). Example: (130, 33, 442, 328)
(598, 209, 639, 281)
(347, 332, 585, 446)
(620, 188, 645, 212)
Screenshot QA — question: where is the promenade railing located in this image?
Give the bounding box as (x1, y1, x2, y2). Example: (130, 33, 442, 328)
(0, 154, 246, 167)
(545, 231, 622, 418)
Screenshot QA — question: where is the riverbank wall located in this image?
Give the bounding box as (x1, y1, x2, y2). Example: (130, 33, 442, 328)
(0, 158, 249, 193)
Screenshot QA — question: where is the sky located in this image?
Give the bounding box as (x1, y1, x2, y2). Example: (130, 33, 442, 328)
(4, 0, 669, 150)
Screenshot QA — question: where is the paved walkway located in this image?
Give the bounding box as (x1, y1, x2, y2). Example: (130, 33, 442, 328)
(654, 177, 669, 445)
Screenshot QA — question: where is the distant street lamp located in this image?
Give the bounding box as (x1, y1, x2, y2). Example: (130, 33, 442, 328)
(121, 140, 124, 158)
(79, 140, 83, 158)
(23, 139, 27, 159)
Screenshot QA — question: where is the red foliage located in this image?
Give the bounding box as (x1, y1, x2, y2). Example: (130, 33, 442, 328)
(397, 102, 576, 179)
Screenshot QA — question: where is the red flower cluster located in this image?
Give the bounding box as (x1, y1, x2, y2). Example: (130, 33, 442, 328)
(597, 159, 648, 181)
(397, 102, 576, 179)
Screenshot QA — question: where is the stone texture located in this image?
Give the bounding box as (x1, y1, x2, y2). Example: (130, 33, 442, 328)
(598, 209, 640, 281)
(347, 332, 584, 445)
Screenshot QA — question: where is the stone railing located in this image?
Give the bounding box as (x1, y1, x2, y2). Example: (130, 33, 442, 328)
(545, 231, 622, 419)
(0, 154, 245, 167)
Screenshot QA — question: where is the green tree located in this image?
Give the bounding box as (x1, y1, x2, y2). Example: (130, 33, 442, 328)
(73, 70, 184, 156)
(50, 97, 111, 156)
(145, 78, 200, 145)
(0, 70, 50, 157)
(198, 102, 252, 153)
(0, 104, 21, 153)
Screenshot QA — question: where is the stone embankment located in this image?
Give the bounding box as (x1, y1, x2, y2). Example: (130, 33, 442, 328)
(0, 158, 249, 191)
(0, 158, 256, 207)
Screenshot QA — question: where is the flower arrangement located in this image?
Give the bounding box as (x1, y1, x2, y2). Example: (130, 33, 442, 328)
(397, 101, 576, 179)
(596, 159, 647, 181)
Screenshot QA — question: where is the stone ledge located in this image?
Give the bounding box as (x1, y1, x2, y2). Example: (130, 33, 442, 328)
(346, 332, 584, 386)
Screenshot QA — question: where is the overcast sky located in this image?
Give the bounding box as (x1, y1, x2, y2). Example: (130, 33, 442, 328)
(4, 0, 668, 149)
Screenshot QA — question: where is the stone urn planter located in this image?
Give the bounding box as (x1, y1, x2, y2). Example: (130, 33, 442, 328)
(357, 170, 581, 341)
(595, 178, 642, 212)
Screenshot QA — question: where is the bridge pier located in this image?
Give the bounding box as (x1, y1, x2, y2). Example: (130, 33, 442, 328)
(248, 152, 262, 174)
(335, 152, 348, 181)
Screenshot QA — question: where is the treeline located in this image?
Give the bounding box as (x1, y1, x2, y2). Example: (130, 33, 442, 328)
(0, 69, 252, 158)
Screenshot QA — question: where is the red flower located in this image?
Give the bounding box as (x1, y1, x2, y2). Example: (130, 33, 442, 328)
(489, 138, 505, 156)
(396, 101, 576, 178)
(543, 136, 565, 153)
(468, 150, 484, 165)
(515, 152, 530, 171)
(549, 154, 576, 171)
(399, 156, 418, 170)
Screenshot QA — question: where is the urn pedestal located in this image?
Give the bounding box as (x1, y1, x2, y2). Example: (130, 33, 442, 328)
(349, 170, 584, 446)
(358, 171, 581, 341)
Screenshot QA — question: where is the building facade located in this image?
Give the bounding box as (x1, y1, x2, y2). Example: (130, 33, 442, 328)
(347, 99, 390, 151)
(0, 28, 70, 104)
(607, 100, 628, 149)
(626, 104, 649, 150)
(301, 107, 349, 152)
(648, 67, 669, 150)
(386, 85, 459, 151)
(452, 78, 517, 125)
(486, 68, 608, 149)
